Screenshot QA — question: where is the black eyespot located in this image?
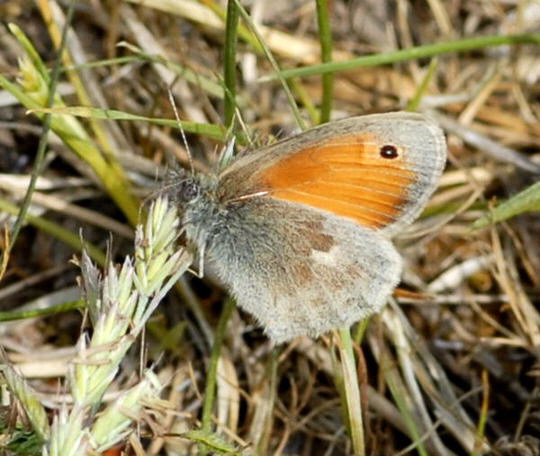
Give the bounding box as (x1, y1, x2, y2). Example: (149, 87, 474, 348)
(380, 144, 399, 159)
(181, 181, 200, 201)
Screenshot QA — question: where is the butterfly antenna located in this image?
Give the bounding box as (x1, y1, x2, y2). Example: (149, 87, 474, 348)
(167, 87, 194, 173)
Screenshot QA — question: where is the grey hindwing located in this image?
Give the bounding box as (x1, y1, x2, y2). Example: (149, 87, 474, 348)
(203, 198, 402, 343)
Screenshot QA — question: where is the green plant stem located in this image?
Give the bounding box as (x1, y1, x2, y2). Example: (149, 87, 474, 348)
(2, 1, 76, 268)
(199, 298, 236, 453)
(223, 0, 240, 128)
(266, 34, 540, 80)
(337, 328, 365, 456)
(0, 300, 84, 322)
(28, 105, 225, 141)
(382, 347, 428, 456)
(256, 350, 278, 455)
(471, 181, 540, 229)
(472, 370, 490, 456)
(198, 0, 262, 53)
(407, 58, 438, 112)
(233, 0, 305, 130)
(353, 318, 370, 345)
(315, 0, 333, 123)
(288, 78, 318, 125)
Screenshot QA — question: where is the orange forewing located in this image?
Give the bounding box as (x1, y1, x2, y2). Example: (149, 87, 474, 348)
(259, 133, 415, 229)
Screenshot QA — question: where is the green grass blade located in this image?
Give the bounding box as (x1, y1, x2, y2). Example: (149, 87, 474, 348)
(199, 298, 236, 455)
(30, 105, 226, 140)
(471, 181, 540, 230)
(263, 34, 540, 80)
(337, 328, 365, 456)
(0, 300, 84, 322)
(407, 58, 438, 112)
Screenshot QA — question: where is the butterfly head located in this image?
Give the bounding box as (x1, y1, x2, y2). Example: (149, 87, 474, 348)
(162, 168, 211, 206)
(175, 176, 202, 203)
(162, 168, 224, 250)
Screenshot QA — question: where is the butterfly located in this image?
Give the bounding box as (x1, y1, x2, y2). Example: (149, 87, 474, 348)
(164, 112, 447, 343)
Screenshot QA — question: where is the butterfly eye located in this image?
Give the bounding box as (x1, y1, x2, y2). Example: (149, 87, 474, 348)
(380, 144, 399, 159)
(181, 181, 201, 201)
